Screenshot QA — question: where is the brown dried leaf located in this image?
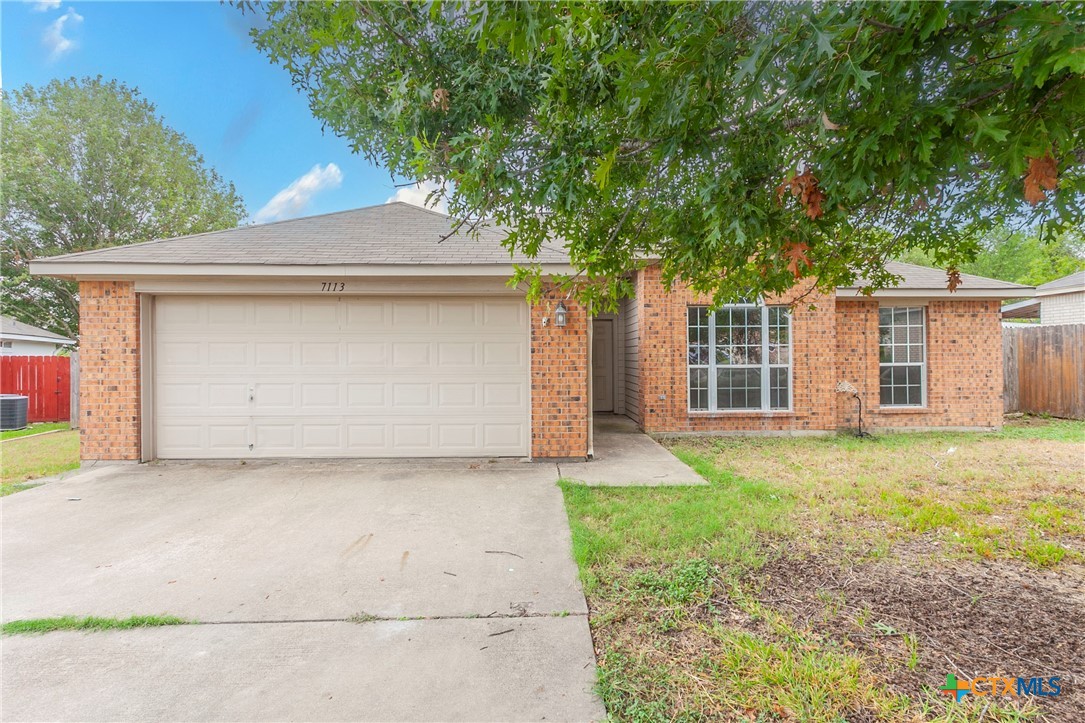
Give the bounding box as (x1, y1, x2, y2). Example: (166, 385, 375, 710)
(775, 178, 791, 205)
(783, 241, 813, 279)
(431, 87, 450, 112)
(803, 186, 825, 220)
(1023, 154, 1057, 205)
(772, 703, 797, 720)
(792, 169, 825, 220)
(777, 169, 826, 219)
(947, 268, 962, 293)
(821, 111, 841, 131)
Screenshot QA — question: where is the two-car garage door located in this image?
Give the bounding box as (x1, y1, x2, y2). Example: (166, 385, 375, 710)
(153, 296, 529, 458)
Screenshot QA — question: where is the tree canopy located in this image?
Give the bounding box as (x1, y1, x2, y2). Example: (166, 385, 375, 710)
(1, 77, 246, 337)
(247, 1, 1084, 306)
(898, 226, 1085, 287)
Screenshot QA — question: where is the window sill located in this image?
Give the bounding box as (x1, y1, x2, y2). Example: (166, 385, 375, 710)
(874, 406, 929, 414)
(688, 410, 796, 417)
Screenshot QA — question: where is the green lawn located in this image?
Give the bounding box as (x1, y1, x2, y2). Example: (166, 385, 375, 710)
(0, 422, 70, 441)
(0, 429, 79, 495)
(562, 417, 1084, 722)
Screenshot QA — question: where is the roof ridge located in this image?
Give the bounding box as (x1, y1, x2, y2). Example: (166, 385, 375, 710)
(242, 201, 402, 230)
(387, 200, 451, 219)
(388, 201, 516, 239)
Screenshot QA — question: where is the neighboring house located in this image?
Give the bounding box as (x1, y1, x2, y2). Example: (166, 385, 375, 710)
(0, 315, 76, 356)
(1001, 271, 1085, 325)
(30, 202, 1031, 464)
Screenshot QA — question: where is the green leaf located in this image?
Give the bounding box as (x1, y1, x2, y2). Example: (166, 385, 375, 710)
(592, 148, 618, 191)
(971, 113, 1010, 145)
(845, 55, 877, 89)
(814, 27, 837, 59)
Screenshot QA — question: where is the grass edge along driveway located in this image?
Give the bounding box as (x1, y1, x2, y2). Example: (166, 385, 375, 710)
(0, 428, 79, 496)
(560, 418, 1084, 722)
(0, 422, 70, 442)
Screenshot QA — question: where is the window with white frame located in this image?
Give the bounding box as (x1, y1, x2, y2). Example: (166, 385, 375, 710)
(878, 306, 926, 406)
(687, 305, 791, 411)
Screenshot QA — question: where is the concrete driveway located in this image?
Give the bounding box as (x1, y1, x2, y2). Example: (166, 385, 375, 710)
(1, 460, 604, 722)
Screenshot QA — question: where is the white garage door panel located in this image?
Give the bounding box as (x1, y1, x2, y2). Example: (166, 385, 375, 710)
(154, 296, 529, 458)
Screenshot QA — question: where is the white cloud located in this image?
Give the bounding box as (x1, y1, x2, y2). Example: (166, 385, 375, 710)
(43, 7, 83, 60)
(386, 180, 448, 214)
(253, 163, 343, 223)
(32, 0, 62, 11)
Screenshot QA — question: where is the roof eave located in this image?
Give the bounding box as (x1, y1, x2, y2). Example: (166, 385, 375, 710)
(0, 332, 76, 344)
(1034, 285, 1085, 298)
(29, 260, 577, 280)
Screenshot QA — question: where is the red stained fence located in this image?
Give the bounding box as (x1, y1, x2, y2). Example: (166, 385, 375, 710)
(0, 356, 71, 423)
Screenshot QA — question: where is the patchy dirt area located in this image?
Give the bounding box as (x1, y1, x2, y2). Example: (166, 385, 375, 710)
(753, 552, 1085, 721)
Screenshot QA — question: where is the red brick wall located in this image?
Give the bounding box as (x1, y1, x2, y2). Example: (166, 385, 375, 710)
(634, 266, 839, 434)
(78, 281, 141, 460)
(632, 265, 1003, 434)
(835, 298, 1003, 430)
(530, 287, 590, 459)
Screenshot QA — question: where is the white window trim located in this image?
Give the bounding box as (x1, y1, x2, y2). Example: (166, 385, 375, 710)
(687, 304, 793, 413)
(878, 305, 927, 408)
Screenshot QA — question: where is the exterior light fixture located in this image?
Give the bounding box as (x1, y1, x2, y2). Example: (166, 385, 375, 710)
(554, 301, 568, 327)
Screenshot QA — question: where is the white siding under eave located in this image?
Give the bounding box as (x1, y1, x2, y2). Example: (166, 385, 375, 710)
(1040, 291, 1085, 325)
(0, 339, 67, 356)
(622, 295, 642, 425)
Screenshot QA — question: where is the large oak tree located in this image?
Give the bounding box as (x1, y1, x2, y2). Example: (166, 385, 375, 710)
(1, 77, 246, 337)
(244, 1, 1083, 305)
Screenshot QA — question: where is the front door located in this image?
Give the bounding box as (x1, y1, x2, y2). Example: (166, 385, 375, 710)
(592, 318, 614, 412)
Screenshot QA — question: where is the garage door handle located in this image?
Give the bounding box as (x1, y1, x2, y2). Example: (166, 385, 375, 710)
(249, 386, 254, 402)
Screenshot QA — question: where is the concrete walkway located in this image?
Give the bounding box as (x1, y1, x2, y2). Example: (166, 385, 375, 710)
(1, 462, 604, 722)
(559, 415, 706, 486)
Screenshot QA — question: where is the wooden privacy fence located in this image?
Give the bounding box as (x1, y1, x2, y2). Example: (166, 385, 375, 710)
(0, 355, 72, 423)
(1003, 324, 1085, 420)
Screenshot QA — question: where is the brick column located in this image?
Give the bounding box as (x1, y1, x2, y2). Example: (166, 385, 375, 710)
(926, 299, 1004, 428)
(78, 281, 141, 461)
(529, 287, 589, 460)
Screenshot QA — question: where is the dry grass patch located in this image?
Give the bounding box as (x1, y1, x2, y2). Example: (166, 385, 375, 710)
(669, 421, 1084, 567)
(563, 417, 1083, 722)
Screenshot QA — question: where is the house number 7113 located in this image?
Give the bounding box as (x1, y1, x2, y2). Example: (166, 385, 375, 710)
(320, 282, 345, 292)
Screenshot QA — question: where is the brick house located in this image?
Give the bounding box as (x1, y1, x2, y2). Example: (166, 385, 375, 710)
(31, 203, 1031, 463)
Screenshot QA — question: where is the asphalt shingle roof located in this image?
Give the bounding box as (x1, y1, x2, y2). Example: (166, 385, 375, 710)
(1036, 270, 1085, 293)
(32, 203, 1030, 296)
(36, 202, 569, 266)
(840, 261, 1031, 292)
(0, 316, 75, 343)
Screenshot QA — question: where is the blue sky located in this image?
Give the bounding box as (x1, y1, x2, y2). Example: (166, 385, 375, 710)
(2, 1, 439, 223)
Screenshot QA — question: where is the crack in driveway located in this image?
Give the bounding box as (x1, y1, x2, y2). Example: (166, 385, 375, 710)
(198, 611, 589, 626)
